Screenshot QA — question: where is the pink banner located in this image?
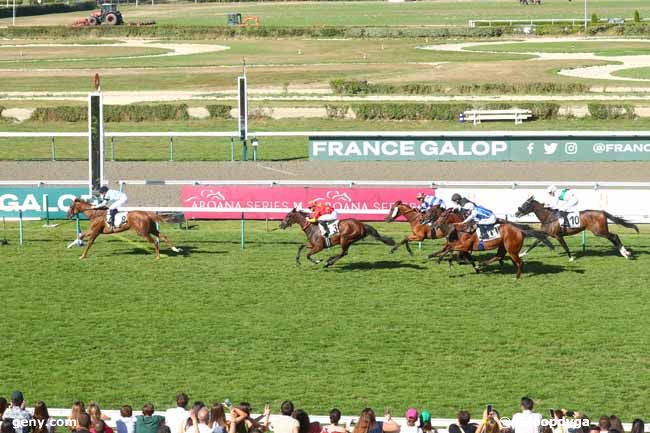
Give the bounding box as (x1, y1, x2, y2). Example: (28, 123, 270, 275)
(181, 186, 430, 220)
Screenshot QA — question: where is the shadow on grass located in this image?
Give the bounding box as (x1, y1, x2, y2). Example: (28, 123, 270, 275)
(107, 246, 226, 256)
(332, 260, 427, 272)
(442, 260, 586, 278)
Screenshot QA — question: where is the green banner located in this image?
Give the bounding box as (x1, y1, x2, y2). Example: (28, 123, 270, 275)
(309, 136, 650, 161)
(0, 187, 88, 219)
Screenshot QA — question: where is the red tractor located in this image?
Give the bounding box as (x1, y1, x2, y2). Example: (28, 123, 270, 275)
(88, 3, 123, 25)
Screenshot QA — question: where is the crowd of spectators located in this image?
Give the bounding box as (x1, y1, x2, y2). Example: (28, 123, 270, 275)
(0, 392, 645, 433)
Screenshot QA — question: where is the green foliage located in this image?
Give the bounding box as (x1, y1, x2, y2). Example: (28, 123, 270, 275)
(591, 13, 599, 24)
(30, 105, 189, 122)
(0, 1, 95, 19)
(325, 105, 350, 120)
(588, 103, 636, 120)
(331, 80, 589, 96)
(634, 10, 641, 23)
(206, 104, 232, 119)
(353, 103, 471, 121)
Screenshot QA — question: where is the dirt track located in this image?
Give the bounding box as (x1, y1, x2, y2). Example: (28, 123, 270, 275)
(1, 160, 649, 206)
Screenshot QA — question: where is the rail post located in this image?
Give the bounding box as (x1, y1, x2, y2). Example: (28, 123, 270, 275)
(18, 209, 24, 246)
(169, 136, 174, 161)
(51, 137, 56, 161)
(230, 138, 235, 161)
(241, 212, 245, 249)
(75, 213, 81, 239)
(582, 230, 586, 252)
(43, 194, 50, 226)
(111, 136, 116, 161)
(242, 139, 248, 161)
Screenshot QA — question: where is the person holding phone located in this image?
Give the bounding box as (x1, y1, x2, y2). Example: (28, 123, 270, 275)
(511, 398, 542, 433)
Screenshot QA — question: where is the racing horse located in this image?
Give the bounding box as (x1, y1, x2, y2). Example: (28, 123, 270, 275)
(515, 196, 639, 261)
(384, 201, 446, 255)
(67, 198, 180, 260)
(433, 208, 553, 279)
(280, 208, 395, 268)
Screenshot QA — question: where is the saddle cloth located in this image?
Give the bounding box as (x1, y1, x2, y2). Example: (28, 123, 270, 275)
(106, 211, 128, 228)
(562, 211, 581, 228)
(319, 220, 339, 237)
(478, 223, 500, 241)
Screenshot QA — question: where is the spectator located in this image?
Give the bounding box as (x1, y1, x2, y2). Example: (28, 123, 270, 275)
(92, 421, 113, 433)
(135, 404, 165, 433)
(69, 402, 86, 432)
(609, 417, 624, 433)
(512, 398, 542, 433)
(77, 414, 92, 433)
(352, 408, 400, 433)
(419, 411, 435, 433)
(116, 406, 136, 433)
(403, 410, 418, 433)
(3, 392, 32, 433)
(88, 403, 108, 426)
(0, 397, 8, 420)
(291, 410, 318, 433)
(165, 394, 189, 433)
(587, 426, 599, 433)
(598, 418, 611, 433)
(630, 420, 644, 433)
(321, 409, 346, 433)
(271, 402, 299, 433)
(2, 420, 16, 433)
(186, 408, 211, 433)
(33, 401, 54, 433)
(208, 403, 227, 433)
(449, 411, 478, 433)
(183, 403, 206, 433)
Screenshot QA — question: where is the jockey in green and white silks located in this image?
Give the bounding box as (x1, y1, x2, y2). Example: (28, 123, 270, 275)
(97, 185, 128, 228)
(546, 185, 579, 212)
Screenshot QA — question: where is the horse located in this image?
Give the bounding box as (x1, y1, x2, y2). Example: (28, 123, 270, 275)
(67, 198, 180, 260)
(515, 196, 639, 261)
(432, 208, 554, 279)
(279, 208, 396, 268)
(384, 201, 445, 255)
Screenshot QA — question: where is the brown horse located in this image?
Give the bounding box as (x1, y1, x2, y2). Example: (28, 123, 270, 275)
(67, 198, 180, 260)
(384, 201, 445, 255)
(433, 208, 553, 279)
(279, 208, 395, 268)
(515, 196, 639, 261)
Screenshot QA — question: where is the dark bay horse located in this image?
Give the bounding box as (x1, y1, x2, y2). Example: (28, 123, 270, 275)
(384, 201, 445, 255)
(515, 196, 639, 261)
(67, 198, 180, 260)
(433, 208, 553, 279)
(279, 208, 395, 268)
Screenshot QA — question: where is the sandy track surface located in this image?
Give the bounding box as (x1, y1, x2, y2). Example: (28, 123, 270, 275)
(421, 37, 650, 82)
(1, 160, 649, 206)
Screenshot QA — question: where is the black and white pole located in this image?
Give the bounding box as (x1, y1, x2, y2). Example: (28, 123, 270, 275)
(238, 62, 248, 161)
(88, 78, 105, 195)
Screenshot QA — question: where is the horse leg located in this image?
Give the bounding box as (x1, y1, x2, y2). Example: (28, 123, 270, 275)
(324, 241, 350, 268)
(481, 245, 506, 267)
(142, 233, 160, 260)
(510, 251, 523, 279)
(390, 237, 409, 254)
(157, 233, 181, 253)
(519, 239, 539, 257)
(604, 232, 631, 258)
(295, 244, 306, 266)
(557, 236, 574, 261)
(79, 230, 100, 259)
(306, 246, 323, 264)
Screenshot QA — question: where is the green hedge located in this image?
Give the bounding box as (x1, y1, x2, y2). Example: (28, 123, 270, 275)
(350, 102, 561, 121)
(206, 104, 232, 119)
(0, 24, 504, 40)
(331, 80, 589, 96)
(0, 1, 95, 19)
(588, 103, 636, 120)
(31, 104, 189, 122)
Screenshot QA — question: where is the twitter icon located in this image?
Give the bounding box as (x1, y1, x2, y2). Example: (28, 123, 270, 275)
(544, 142, 558, 155)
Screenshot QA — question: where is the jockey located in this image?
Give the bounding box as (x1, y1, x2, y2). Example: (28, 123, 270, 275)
(416, 191, 445, 212)
(307, 199, 338, 237)
(96, 185, 128, 228)
(546, 185, 579, 227)
(451, 193, 497, 239)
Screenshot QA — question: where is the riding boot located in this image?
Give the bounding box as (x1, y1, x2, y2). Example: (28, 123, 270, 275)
(560, 211, 569, 227)
(109, 209, 117, 229)
(319, 222, 329, 238)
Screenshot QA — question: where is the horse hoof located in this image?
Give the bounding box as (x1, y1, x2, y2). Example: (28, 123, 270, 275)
(79, 256, 86, 260)
(171, 247, 181, 253)
(569, 256, 575, 262)
(520, 251, 527, 257)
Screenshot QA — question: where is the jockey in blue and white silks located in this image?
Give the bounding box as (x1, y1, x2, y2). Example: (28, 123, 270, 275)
(451, 193, 497, 226)
(416, 192, 445, 212)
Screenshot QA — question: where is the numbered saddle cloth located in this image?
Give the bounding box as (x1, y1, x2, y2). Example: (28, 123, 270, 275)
(319, 220, 339, 237)
(106, 211, 128, 228)
(563, 211, 581, 228)
(478, 223, 500, 241)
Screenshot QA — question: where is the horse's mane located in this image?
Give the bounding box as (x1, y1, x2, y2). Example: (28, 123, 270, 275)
(75, 197, 91, 204)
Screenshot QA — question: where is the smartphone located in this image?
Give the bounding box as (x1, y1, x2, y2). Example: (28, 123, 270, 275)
(549, 409, 555, 418)
(486, 405, 492, 414)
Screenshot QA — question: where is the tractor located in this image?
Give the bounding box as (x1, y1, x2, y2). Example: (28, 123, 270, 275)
(88, 3, 123, 25)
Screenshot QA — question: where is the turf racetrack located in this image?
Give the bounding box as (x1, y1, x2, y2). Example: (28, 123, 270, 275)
(2, 220, 649, 418)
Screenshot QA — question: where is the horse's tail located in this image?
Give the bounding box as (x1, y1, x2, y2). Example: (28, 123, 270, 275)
(363, 224, 396, 246)
(521, 228, 555, 250)
(604, 211, 639, 233)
